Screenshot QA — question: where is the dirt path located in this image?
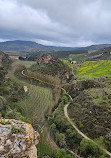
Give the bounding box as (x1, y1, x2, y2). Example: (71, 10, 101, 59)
(21, 69, 111, 157)
(64, 104, 90, 140)
(64, 104, 111, 157)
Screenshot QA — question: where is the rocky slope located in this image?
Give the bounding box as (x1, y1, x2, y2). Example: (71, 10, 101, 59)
(0, 119, 40, 158)
(31, 54, 73, 82)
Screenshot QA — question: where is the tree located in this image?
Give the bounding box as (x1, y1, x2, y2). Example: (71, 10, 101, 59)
(95, 136, 105, 148)
(56, 132, 66, 147)
(80, 138, 105, 157)
(50, 123, 57, 138)
(54, 149, 66, 158)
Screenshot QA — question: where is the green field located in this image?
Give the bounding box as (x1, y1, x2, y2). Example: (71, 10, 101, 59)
(8, 60, 53, 125)
(19, 60, 36, 68)
(77, 60, 111, 77)
(8, 60, 60, 157)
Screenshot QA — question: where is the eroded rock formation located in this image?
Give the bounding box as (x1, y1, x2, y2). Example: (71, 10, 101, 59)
(0, 119, 40, 158)
(37, 54, 52, 64)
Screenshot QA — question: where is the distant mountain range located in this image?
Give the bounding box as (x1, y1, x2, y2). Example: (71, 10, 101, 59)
(1, 40, 111, 52)
(0, 40, 77, 53)
(0, 40, 51, 52)
(80, 44, 111, 51)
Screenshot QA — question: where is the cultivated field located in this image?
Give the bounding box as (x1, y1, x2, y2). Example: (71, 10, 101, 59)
(77, 60, 111, 77)
(8, 60, 59, 156)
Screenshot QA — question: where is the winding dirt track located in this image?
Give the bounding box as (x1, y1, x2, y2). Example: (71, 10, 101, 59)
(21, 70, 111, 157)
(64, 104, 90, 140)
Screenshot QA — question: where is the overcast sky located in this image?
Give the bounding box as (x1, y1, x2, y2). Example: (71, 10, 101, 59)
(0, 0, 111, 47)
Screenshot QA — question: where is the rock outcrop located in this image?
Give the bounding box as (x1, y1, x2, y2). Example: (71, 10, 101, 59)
(0, 119, 40, 158)
(37, 54, 53, 64)
(35, 54, 75, 82)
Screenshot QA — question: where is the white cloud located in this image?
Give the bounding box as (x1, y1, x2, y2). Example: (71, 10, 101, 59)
(0, 38, 7, 42)
(0, 0, 111, 46)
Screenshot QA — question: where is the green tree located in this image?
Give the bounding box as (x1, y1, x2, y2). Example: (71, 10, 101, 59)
(54, 149, 66, 158)
(56, 132, 66, 147)
(95, 136, 105, 148)
(61, 93, 68, 104)
(50, 123, 57, 138)
(80, 138, 104, 157)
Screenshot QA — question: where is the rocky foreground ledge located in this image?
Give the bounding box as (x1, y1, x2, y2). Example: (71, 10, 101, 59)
(0, 119, 40, 158)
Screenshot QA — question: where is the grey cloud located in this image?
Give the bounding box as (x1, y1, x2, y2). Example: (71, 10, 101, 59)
(0, 0, 111, 46)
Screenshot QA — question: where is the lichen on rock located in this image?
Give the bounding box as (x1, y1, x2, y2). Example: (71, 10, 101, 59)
(0, 119, 40, 158)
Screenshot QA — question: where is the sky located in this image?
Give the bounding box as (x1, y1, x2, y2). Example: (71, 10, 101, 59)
(0, 0, 111, 47)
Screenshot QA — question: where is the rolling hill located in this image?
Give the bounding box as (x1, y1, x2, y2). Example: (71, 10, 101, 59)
(0, 40, 52, 52)
(79, 44, 111, 51)
(0, 40, 78, 53)
(1, 40, 111, 54)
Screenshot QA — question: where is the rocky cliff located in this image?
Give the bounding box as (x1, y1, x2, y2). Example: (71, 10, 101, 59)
(0, 119, 40, 158)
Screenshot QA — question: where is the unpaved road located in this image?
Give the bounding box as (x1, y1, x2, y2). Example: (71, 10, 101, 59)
(64, 104, 90, 140)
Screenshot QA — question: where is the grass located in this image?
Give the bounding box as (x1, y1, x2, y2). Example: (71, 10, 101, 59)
(77, 60, 111, 77)
(61, 59, 75, 69)
(68, 50, 100, 63)
(8, 60, 53, 125)
(69, 53, 88, 63)
(19, 83, 53, 125)
(87, 87, 111, 108)
(8, 60, 59, 156)
(19, 60, 36, 68)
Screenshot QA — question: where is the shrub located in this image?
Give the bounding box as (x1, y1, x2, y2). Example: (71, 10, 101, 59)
(56, 131, 66, 147)
(80, 138, 105, 157)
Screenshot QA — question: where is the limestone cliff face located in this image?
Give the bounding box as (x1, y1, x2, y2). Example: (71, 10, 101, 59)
(0, 119, 40, 158)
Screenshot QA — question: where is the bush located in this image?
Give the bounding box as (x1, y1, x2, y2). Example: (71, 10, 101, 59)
(54, 149, 73, 158)
(56, 131, 66, 147)
(80, 138, 105, 157)
(5, 108, 25, 121)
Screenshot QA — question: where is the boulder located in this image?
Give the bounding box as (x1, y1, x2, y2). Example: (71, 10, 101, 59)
(0, 119, 40, 158)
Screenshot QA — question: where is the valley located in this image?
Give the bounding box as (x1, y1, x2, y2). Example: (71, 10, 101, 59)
(1, 0, 111, 157)
(13, 56, 111, 157)
(1, 43, 111, 158)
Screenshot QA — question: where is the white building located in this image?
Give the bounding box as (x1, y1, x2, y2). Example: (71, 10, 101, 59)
(71, 61, 77, 64)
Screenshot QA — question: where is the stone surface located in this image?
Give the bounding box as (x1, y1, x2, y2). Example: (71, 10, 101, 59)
(0, 119, 40, 158)
(37, 54, 52, 64)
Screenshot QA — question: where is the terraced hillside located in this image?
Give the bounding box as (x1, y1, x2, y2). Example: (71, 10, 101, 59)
(8, 60, 63, 158)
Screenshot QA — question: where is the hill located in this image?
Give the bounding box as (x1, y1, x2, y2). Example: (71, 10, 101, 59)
(0, 40, 78, 53)
(68, 47, 111, 63)
(7, 54, 111, 157)
(79, 44, 111, 51)
(1, 40, 111, 60)
(63, 60, 111, 156)
(30, 54, 73, 82)
(0, 40, 52, 52)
